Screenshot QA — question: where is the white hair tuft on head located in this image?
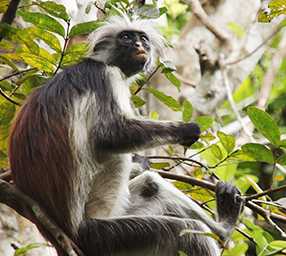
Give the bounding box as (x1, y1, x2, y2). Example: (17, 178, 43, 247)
(88, 16, 166, 73)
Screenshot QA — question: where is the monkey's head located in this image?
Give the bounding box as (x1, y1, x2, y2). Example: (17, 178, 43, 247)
(89, 16, 166, 77)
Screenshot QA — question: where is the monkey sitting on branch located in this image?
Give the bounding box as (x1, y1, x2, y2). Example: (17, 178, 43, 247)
(9, 16, 243, 256)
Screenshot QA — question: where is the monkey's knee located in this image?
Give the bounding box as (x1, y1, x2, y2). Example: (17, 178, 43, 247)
(129, 171, 161, 198)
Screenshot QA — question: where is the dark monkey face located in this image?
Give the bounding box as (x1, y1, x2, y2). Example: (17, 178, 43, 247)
(111, 30, 151, 77)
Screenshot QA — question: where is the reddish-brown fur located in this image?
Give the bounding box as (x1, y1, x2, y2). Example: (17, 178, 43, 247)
(9, 87, 76, 239)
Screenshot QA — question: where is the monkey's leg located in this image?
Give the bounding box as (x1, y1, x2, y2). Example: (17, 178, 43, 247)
(127, 171, 242, 240)
(94, 119, 200, 152)
(78, 215, 218, 256)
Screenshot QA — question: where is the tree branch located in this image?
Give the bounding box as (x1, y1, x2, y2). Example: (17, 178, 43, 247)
(0, 179, 85, 256)
(0, 0, 21, 41)
(182, 0, 230, 44)
(156, 170, 286, 225)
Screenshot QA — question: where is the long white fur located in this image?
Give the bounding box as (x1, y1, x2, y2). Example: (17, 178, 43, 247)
(88, 15, 166, 73)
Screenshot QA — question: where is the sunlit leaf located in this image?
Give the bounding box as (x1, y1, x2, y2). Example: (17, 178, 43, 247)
(131, 95, 146, 108)
(150, 162, 170, 169)
(0, 0, 8, 13)
(14, 243, 49, 256)
(62, 43, 89, 67)
(163, 71, 181, 91)
(247, 106, 280, 145)
(21, 53, 55, 73)
(182, 99, 193, 123)
(147, 86, 181, 111)
(241, 143, 274, 164)
(37, 1, 69, 21)
(209, 144, 223, 160)
(69, 21, 103, 37)
(26, 27, 62, 52)
(18, 10, 65, 37)
(195, 116, 213, 132)
(0, 55, 18, 70)
(227, 22, 245, 38)
(217, 131, 235, 153)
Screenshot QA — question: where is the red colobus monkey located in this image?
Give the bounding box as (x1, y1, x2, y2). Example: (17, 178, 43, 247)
(9, 16, 243, 256)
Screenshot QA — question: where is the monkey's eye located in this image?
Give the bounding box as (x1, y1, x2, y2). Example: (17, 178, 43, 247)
(121, 34, 130, 40)
(140, 35, 149, 42)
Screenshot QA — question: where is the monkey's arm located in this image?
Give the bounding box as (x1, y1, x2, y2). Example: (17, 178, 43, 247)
(79, 215, 218, 256)
(127, 172, 243, 241)
(94, 118, 200, 152)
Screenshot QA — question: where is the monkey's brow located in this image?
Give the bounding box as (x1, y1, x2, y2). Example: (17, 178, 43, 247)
(118, 30, 148, 37)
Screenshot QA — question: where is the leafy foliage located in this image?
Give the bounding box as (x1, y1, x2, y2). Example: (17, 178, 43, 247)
(1, 0, 286, 255)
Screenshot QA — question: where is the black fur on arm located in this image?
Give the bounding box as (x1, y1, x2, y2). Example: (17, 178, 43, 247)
(93, 118, 201, 153)
(78, 216, 216, 256)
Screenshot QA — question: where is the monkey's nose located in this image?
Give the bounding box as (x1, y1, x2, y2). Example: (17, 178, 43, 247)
(134, 41, 143, 48)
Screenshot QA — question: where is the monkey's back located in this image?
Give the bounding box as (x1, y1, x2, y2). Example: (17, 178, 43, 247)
(8, 59, 108, 239)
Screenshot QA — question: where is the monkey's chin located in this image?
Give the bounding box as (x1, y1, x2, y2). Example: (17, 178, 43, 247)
(133, 53, 148, 63)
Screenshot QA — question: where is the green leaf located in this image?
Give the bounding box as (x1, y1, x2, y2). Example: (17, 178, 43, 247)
(195, 116, 213, 132)
(21, 53, 55, 73)
(0, 0, 8, 13)
(16, 35, 39, 55)
(69, 21, 103, 37)
(247, 106, 280, 145)
(159, 7, 168, 16)
(0, 55, 18, 70)
(14, 243, 49, 256)
(150, 162, 170, 169)
(182, 99, 193, 123)
(150, 111, 159, 120)
(62, 43, 89, 67)
(131, 95, 146, 108)
(241, 143, 274, 164)
(258, 0, 286, 22)
(268, 240, 286, 249)
(18, 11, 65, 37)
(147, 86, 181, 112)
(0, 101, 16, 142)
(277, 154, 286, 165)
(223, 243, 248, 256)
(163, 70, 181, 91)
(209, 144, 223, 160)
(217, 131, 235, 153)
(37, 1, 69, 21)
(27, 27, 62, 52)
(227, 22, 245, 38)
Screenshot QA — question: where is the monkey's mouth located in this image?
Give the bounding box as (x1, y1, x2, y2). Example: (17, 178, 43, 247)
(134, 49, 148, 62)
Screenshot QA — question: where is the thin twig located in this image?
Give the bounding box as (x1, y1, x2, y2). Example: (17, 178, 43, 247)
(244, 183, 286, 201)
(157, 170, 215, 190)
(147, 155, 209, 170)
(134, 65, 160, 95)
(236, 227, 257, 245)
(174, 72, 196, 87)
(0, 87, 20, 105)
(94, 1, 106, 14)
(0, 68, 36, 83)
(208, 150, 239, 169)
(54, 20, 71, 75)
(220, 66, 254, 140)
(225, 26, 283, 66)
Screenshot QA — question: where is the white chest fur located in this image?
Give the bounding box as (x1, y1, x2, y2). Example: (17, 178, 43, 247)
(106, 66, 134, 118)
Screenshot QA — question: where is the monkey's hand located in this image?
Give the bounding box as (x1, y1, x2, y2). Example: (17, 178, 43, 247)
(216, 182, 244, 231)
(176, 122, 201, 147)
